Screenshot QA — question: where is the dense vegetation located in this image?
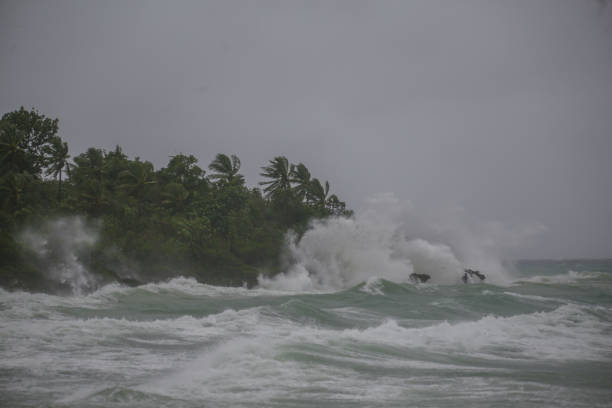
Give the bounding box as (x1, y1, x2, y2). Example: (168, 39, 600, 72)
(0, 107, 352, 292)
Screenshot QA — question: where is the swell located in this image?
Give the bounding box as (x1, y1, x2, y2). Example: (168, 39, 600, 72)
(2, 274, 612, 407)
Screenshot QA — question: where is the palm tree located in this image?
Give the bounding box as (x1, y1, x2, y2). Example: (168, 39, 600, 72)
(259, 156, 293, 200)
(119, 161, 157, 215)
(309, 178, 330, 209)
(325, 194, 350, 216)
(208, 153, 243, 185)
(71, 148, 108, 213)
(45, 136, 70, 201)
(290, 163, 311, 202)
(73, 148, 105, 185)
(104, 145, 129, 190)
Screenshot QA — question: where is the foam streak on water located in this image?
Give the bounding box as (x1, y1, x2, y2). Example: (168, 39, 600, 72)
(2, 260, 612, 407)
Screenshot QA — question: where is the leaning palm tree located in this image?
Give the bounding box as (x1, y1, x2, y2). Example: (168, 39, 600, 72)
(45, 136, 70, 201)
(208, 153, 243, 185)
(309, 178, 330, 209)
(259, 156, 293, 200)
(325, 194, 350, 216)
(290, 163, 311, 202)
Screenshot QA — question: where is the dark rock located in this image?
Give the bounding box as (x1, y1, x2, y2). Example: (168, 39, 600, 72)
(409, 273, 431, 283)
(462, 269, 486, 283)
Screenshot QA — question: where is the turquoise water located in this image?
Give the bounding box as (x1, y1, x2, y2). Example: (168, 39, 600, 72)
(1, 260, 611, 407)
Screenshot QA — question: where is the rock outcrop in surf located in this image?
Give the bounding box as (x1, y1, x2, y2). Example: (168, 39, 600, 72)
(409, 270, 486, 284)
(462, 269, 486, 283)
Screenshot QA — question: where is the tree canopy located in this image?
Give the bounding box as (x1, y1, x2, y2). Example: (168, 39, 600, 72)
(0, 107, 352, 293)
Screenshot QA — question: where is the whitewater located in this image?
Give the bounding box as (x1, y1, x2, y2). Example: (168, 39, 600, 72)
(2, 200, 612, 407)
(2, 261, 611, 407)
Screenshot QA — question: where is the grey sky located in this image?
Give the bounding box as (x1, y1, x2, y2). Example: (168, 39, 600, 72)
(1, 0, 611, 259)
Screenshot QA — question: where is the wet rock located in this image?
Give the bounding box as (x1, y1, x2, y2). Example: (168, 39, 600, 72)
(462, 269, 486, 283)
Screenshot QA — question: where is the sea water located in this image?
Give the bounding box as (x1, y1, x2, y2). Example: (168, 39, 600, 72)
(1, 259, 611, 408)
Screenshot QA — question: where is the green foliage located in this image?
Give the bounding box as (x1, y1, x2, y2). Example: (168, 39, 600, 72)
(0, 123, 29, 174)
(290, 163, 311, 202)
(0, 107, 353, 292)
(259, 156, 292, 200)
(1, 107, 59, 176)
(44, 136, 70, 201)
(208, 153, 244, 185)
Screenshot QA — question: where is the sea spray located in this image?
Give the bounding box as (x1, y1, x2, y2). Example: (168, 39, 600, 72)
(259, 193, 522, 290)
(19, 216, 100, 294)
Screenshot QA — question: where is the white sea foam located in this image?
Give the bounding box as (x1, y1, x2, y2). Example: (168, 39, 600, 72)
(13, 195, 526, 295)
(3, 278, 611, 407)
(131, 303, 612, 404)
(0, 276, 302, 323)
(360, 277, 385, 295)
(130, 276, 316, 297)
(500, 291, 570, 304)
(342, 304, 612, 361)
(259, 193, 515, 291)
(516, 270, 604, 285)
(19, 216, 100, 294)
(0, 303, 267, 387)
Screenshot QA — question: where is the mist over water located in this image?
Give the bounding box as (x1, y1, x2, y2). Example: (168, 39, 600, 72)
(260, 194, 517, 290)
(19, 217, 100, 294)
(2, 204, 611, 407)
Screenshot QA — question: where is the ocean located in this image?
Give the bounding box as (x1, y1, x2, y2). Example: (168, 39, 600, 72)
(1, 259, 611, 408)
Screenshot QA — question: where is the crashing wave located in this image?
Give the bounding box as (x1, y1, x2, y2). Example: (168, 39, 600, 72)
(259, 194, 510, 291)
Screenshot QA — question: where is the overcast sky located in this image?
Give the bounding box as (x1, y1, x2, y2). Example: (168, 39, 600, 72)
(1, 0, 611, 259)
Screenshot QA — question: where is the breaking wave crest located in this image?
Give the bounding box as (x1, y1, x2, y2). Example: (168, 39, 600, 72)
(517, 270, 608, 285)
(2, 259, 611, 407)
(259, 194, 515, 291)
(134, 303, 612, 403)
